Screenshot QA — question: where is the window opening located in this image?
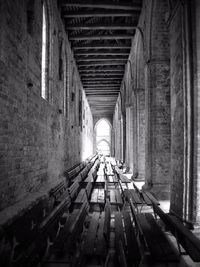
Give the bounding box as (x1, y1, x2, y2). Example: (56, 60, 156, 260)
(41, 2, 47, 99)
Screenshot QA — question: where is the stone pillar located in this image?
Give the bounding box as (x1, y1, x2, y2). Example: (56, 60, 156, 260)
(143, 0, 171, 200)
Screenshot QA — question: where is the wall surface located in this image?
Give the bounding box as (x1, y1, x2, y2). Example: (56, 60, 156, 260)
(0, 0, 93, 212)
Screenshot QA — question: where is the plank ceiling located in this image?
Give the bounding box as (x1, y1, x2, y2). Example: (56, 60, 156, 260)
(59, 0, 143, 117)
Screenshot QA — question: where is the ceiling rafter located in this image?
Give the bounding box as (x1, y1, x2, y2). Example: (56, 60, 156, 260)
(63, 10, 140, 18)
(66, 23, 137, 30)
(69, 34, 134, 40)
(60, 0, 142, 10)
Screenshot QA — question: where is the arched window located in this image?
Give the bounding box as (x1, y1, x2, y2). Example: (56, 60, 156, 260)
(41, 1, 48, 99)
(96, 119, 111, 155)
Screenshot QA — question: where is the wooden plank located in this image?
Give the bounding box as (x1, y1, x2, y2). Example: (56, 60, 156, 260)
(97, 189, 105, 204)
(137, 213, 179, 262)
(123, 211, 141, 262)
(83, 212, 100, 255)
(115, 212, 125, 247)
(76, 51, 130, 56)
(73, 44, 131, 50)
(60, 0, 142, 11)
(95, 212, 107, 257)
(141, 192, 152, 205)
(168, 214, 200, 261)
(67, 23, 136, 30)
(115, 190, 123, 205)
(69, 34, 134, 41)
(103, 201, 111, 241)
(63, 10, 140, 18)
(110, 190, 116, 204)
(144, 191, 160, 205)
(130, 189, 143, 204)
(90, 189, 99, 203)
(78, 61, 126, 66)
(74, 189, 85, 204)
(145, 213, 179, 261)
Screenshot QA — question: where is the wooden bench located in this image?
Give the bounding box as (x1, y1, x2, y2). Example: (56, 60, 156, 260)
(124, 189, 143, 207)
(0, 198, 47, 267)
(107, 174, 118, 183)
(85, 182, 93, 199)
(68, 179, 79, 200)
(132, 182, 160, 206)
(94, 175, 105, 186)
(47, 200, 89, 264)
(90, 188, 105, 211)
(74, 189, 88, 205)
(109, 189, 123, 208)
(65, 162, 85, 181)
(49, 181, 67, 208)
(79, 202, 111, 265)
(129, 200, 179, 263)
(115, 211, 141, 267)
(153, 203, 200, 262)
(36, 193, 71, 260)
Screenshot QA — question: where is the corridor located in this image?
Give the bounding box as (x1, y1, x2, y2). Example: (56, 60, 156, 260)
(1, 0, 200, 266)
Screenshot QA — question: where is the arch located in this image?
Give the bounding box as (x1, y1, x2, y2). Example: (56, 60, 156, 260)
(96, 140, 110, 156)
(94, 117, 112, 130)
(94, 118, 112, 156)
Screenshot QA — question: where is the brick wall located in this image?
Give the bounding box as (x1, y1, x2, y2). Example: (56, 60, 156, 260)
(0, 0, 93, 211)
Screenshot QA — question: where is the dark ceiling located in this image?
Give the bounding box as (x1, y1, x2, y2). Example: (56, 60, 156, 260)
(59, 0, 143, 117)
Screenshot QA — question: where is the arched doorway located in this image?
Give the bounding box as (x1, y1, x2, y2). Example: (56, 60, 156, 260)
(95, 119, 111, 156)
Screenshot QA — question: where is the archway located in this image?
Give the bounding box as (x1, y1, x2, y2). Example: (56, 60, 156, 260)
(95, 119, 111, 156)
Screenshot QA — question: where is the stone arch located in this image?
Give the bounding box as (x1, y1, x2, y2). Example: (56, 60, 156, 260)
(94, 118, 112, 156)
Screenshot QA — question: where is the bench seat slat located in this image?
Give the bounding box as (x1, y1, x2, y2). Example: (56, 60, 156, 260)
(122, 211, 141, 262)
(137, 213, 179, 262)
(95, 213, 107, 257)
(83, 213, 100, 255)
(169, 214, 200, 261)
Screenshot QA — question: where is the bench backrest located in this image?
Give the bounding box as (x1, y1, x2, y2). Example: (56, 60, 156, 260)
(68, 180, 79, 200)
(103, 200, 111, 242)
(153, 203, 200, 261)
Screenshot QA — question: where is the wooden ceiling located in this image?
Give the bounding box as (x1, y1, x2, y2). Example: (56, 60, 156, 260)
(59, 0, 143, 117)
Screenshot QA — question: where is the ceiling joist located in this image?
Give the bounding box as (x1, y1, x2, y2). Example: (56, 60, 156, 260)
(60, 0, 142, 11)
(73, 44, 131, 50)
(69, 34, 134, 41)
(67, 23, 137, 30)
(63, 10, 139, 18)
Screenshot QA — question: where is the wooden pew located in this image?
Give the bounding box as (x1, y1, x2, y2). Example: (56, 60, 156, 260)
(152, 203, 200, 262)
(49, 181, 67, 208)
(36, 193, 71, 261)
(77, 201, 111, 266)
(115, 211, 141, 267)
(68, 179, 79, 200)
(0, 198, 47, 267)
(129, 200, 179, 263)
(132, 182, 160, 206)
(74, 189, 88, 206)
(50, 200, 89, 258)
(109, 189, 123, 208)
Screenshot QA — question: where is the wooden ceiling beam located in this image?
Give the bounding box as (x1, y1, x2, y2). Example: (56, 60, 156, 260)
(73, 44, 131, 50)
(83, 81, 121, 85)
(75, 51, 129, 56)
(82, 78, 122, 81)
(60, 0, 142, 11)
(66, 23, 137, 30)
(81, 74, 123, 78)
(79, 69, 124, 73)
(63, 10, 139, 18)
(78, 61, 126, 66)
(77, 57, 128, 62)
(69, 34, 134, 41)
(79, 66, 124, 71)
